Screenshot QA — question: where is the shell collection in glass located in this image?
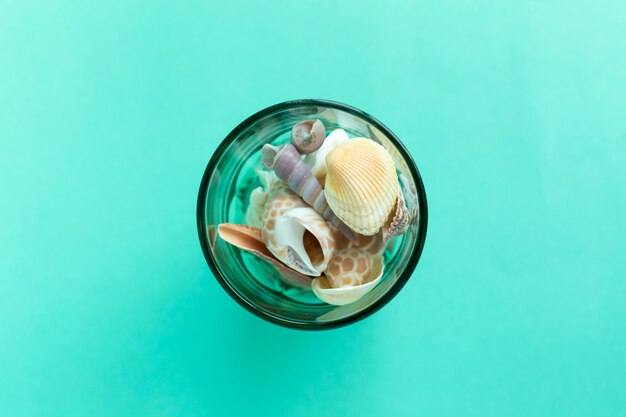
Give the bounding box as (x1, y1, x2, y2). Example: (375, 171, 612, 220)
(217, 119, 413, 305)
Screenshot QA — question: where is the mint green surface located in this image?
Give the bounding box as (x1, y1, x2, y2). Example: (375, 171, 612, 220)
(1, 1, 625, 416)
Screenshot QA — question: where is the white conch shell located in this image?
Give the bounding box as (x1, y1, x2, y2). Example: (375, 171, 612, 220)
(217, 223, 312, 289)
(312, 249, 384, 306)
(304, 128, 350, 186)
(325, 138, 399, 235)
(262, 181, 335, 276)
(246, 169, 276, 228)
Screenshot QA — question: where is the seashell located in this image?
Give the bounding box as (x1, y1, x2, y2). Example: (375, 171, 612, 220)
(325, 248, 374, 288)
(217, 223, 312, 289)
(291, 119, 326, 154)
(312, 249, 384, 305)
(383, 185, 411, 241)
(245, 169, 276, 228)
(246, 187, 268, 228)
(325, 138, 399, 236)
(304, 128, 350, 185)
(262, 143, 357, 242)
(256, 168, 276, 190)
(353, 232, 387, 257)
(261, 182, 335, 276)
(333, 230, 387, 258)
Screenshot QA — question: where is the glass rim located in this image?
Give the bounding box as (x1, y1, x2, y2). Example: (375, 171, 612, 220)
(196, 99, 428, 330)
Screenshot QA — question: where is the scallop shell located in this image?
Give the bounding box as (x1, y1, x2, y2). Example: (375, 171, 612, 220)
(303, 128, 350, 185)
(325, 138, 399, 235)
(217, 223, 312, 289)
(312, 249, 384, 305)
(261, 181, 335, 276)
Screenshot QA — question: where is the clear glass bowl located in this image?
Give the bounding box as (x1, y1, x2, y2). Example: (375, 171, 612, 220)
(197, 99, 428, 329)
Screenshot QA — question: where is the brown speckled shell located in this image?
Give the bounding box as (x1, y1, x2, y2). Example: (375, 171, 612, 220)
(261, 181, 335, 276)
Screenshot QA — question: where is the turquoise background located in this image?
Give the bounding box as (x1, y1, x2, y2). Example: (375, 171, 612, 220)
(2, 0, 625, 415)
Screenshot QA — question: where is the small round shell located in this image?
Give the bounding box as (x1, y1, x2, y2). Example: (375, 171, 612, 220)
(291, 119, 326, 154)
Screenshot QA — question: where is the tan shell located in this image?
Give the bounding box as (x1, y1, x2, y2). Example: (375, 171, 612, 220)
(325, 138, 399, 235)
(261, 181, 335, 276)
(217, 223, 311, 289)
(325, 248, 374, 287)
(333, 230, 387, 258)
(312, 249, 384, 306)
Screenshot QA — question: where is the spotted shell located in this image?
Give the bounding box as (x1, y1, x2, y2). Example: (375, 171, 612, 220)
(312, 249, 384, 306)
(261, 181, 335, 276)
(325, 138, 399, 235)
(333, 230, 387, 258)
(325, 248, 374, 288)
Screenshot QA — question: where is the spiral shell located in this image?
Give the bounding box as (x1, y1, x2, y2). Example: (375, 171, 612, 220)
(261, 181, 335, 276)
(291, 119, 326, 154)
(325, 138, 399, 235)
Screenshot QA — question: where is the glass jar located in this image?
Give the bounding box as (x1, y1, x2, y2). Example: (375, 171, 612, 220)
(197, 99, 427, 329)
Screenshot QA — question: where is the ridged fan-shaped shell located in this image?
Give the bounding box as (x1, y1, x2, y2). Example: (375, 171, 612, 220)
(325, 138, 399, 235)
